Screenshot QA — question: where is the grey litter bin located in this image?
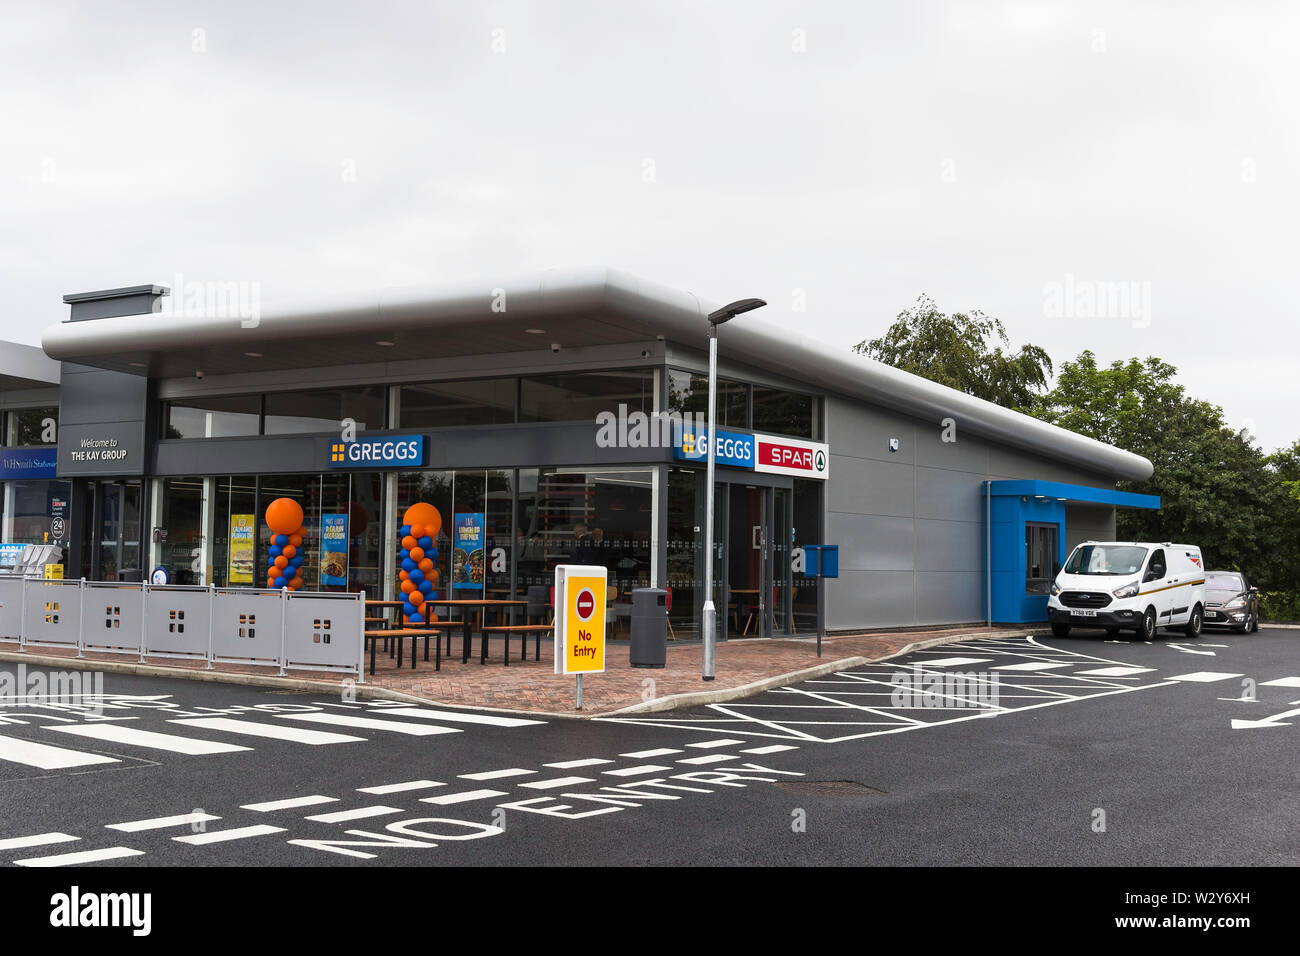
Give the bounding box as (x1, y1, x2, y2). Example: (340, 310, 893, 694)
(629, 587, 668, 669)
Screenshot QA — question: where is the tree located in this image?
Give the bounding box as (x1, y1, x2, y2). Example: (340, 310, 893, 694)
(853, 295, 1053, 411)
(1033, 351, 1292, 589)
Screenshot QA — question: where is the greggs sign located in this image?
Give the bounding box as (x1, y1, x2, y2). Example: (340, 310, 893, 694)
(755, 434, 829, 479)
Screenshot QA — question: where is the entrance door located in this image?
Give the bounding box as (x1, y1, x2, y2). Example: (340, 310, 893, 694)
(719, 481, 795, 639)
(91, 480, 143, 581)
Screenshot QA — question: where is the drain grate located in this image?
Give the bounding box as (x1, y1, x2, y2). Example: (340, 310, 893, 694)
(773, 780, 885, 797)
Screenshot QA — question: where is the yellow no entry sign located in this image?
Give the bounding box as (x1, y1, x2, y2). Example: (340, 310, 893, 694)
(554, 564, 607, 680)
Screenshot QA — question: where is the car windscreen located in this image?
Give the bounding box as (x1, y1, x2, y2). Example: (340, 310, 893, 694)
(1205, 572, 1243, 591)
(1062, 544, 1148, 576)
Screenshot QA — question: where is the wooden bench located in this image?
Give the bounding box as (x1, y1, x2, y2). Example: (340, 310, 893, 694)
(364, 622, 459, 673)
(479, 624, 554, 665)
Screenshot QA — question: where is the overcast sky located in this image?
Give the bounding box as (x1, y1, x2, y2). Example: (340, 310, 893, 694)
(2, 1, 1295, 450)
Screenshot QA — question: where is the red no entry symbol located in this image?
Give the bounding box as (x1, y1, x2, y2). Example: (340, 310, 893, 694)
(575, 588, 595, 621)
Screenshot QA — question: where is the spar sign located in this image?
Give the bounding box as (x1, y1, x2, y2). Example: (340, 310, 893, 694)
(754, 434, 829, 480)
(554, 564, 607, 677)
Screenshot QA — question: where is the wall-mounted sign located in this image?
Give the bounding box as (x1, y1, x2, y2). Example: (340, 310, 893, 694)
(228, 514, 255, 584)
(0, 543, 24, 569)
(672, 426, 755, 468)
(320, 513, 349, 586)
(57, 422, 146, 477)
(452, 513, 485, 590)
(151, 567, 171, 585)
(0, 447, 58, 480)
(754, 434, 829, 480)
(328, 435, 426, 469)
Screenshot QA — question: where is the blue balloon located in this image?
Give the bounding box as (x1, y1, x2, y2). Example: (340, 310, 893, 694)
(399, 548, 411, 560)
(401, 558, 416, 572)
(284, 565, 298, 579)
(428, 590, 438, 602)
(403, 601, 416, 616)
(400, 525, 411, 537)
(408, 612, 424, 624)
(269, 544, 282, 559)
(290, 554, 304, 567)
(273, 576, 287, 589)
(418, 579, 433, 595)
(275, 534, 289, 547)
(418, 536, 433, 549)
(409, 569, 425, 585)
(427, 547, 438, 560)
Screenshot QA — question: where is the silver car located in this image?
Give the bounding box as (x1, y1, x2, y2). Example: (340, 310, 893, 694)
(1203, 570, 1260, 633)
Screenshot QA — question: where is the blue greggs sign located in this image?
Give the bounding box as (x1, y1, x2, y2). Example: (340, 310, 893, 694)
(672, 425, 755, 469)
(328, 435, 426, 469)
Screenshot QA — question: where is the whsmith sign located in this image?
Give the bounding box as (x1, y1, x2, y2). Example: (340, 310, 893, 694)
(673, 425, 828, 480)
(328, 435, 426, 469)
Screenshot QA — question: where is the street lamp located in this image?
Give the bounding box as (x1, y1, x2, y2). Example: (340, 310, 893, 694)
(702, 297, 766, 681)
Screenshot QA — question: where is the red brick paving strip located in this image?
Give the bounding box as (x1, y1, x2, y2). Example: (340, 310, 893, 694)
(0, 625, 1033, 716)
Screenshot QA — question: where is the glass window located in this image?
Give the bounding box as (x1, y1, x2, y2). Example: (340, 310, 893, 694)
(400, 380, 516, 428)
(395, 470, 455, 619)
(666, 468, 703, 639)
(166, 395, 261, 439)
(1025, 523, 1059, 594)
(264, 387, 386, 435)
(5, 407, 59, 445)
(1, 479, 72, 545)
(157, 477, 205, 585)
(752, 386, 817, 439)
(257, 474, 321, 588)
(213, 476, 257, 588)
(1064, 544, 1148, 576)
(666, 370, 747, 429)
(520, 370, 654, 423)
(484, 471, 513, 596)
(792, 478, 822, 632)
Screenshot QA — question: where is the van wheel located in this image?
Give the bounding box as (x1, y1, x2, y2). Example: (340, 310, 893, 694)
(1183, 605, 1203, 638)
(1051, 623, 1070, 637)
(1138, 608, 1157, 642)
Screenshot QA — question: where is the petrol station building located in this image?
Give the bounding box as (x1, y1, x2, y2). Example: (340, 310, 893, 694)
(0, 267, 1157, 637)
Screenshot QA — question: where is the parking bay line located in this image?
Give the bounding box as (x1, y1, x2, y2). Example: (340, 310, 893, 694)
(379, 707, 545, 728)
(420, 789, 508, 805)
(14, 847, 144, 867)
(169, 717, 366, 745)
(0, 734, 121, 770)
(0, 832, 80, 851)
(107, 812, 221, 833)
(48, 724, 252, 755)
(275, 713, 461, 736)
(174, 825, 286, 846)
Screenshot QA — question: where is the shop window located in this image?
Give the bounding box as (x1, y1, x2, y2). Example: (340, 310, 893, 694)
(213, 477, 257, 588)
(400, 379, 516, 428)
(157, 477, 205, 585)
(667, 370, 747, 429)
(4, 407, 58, 446)
(1025, 523, 1059, 594)
(165, 395, 261, 439)
(263, 387, 386, 435)
(1, 479, 72, 545)
(519, 370, 654, 423)
(752, 386, 818, 439)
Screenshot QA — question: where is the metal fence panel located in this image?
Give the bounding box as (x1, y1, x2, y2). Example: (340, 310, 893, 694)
(283, 591, 363, 676)
(82, 582, 145, 655)
(21, 579, 84, 650)
(143, 584, 212, 660)
(0, 575, 24, 644)
(211, 587, 284, 668)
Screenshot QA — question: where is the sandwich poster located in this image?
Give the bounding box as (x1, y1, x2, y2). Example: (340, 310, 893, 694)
(229, 514, 255, 584)
(452, 512, 485, 591)
(321, 513, 349, 586)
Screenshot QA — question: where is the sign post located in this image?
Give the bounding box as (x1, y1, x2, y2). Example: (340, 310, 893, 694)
(553, 564, 607, 710)
(802, 545, 839, 657)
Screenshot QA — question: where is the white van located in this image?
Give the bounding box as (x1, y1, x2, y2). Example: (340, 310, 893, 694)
(1046, 541, 1206, 641)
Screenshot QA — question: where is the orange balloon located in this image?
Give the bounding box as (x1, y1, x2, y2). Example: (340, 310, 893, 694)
(399, 569, 409, 581)
(401, 536, 417, 551)
(289, 532, 304, 547)
(289, 577, 302, 591)
(400, 579, 415, 594)
(409, 546, 425, 562)
(266, 577, 277, 588)
(408, 524, 424, 540)
(265, 497, 305, 536)
(282, 544, 297, 560)
(403, 503, 442, 537)
(409, 590, 424, 607)
(418, 557, 434, 573)
(429, 569, 439, 583)
(273, 555, 288, 570)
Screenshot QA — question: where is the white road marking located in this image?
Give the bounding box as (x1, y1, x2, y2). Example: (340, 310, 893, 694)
(174, 825, 286, 845)
(305, 806, 403, 823)
(1167, 672, 1243, 683)
(107, 812, 220, 832)
(1260, 677, 1300, 688)
(991, 661, 1073, 671)
(602, 765, 672, 777)
(169, 717, 365, 745)
(357, 780, 444, 795)
(0, 734, 121, 770)
(460, 768, 535, 781)
(1074, 666, 1157, 677)
(517, 776, 595, 790)
(166, 717, 366, 749)
(742, 744, 799, 754)
(243, 795, 338, 812)
(620, 748, 683, 758)
(381, 707, 544, 727)
(420, 789, 508, 805)
(913, 657, 992, 667)
(1167, 643, 1216, 657)
(677, 753, 740, 765)
(545, 758, 615, 769)
(276, 713, 460, 736)
(15, 846, 144, 867)
(1231, 707, 1300, 730)
(0, 832, 79, 851)
(50, 724, 252, 755)
(685, 738, 747, 749)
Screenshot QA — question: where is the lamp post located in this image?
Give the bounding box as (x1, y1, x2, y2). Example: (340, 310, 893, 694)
(702, 297, 766, 681)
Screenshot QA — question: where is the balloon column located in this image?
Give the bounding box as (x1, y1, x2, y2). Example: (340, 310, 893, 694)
(398, 503, 443, 624)
(265, 497, 307, 591)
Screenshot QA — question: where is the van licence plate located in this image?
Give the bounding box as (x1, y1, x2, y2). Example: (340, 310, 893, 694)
(1071, 609, 1098, 617)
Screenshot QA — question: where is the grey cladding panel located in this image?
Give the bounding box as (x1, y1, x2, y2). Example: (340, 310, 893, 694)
(915, 519, 984, 572)
(826, 570, 916, 630)
(827, 456, 914, 517)
(825, 396, 916, 464)
(915, 466, 985, 522)
(827, 513, 914, 572)
(914, 572, 985, 625)
(58, 364, 149, 427)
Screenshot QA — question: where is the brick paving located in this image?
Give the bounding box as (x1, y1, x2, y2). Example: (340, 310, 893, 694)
(2, 624, 1035, 716)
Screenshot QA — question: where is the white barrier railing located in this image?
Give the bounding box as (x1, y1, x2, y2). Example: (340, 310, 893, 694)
(0, 575, 364, 682)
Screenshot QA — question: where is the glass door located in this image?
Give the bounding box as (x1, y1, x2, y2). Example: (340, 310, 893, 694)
(771, 486, 794, 636)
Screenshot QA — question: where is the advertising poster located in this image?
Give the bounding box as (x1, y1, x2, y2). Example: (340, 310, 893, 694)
(228, 514, 255, 584)
(321, 513, 349, 586)
(452, 512, 485, 590)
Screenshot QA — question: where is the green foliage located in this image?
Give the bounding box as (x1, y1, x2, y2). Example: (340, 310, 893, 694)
(854, 295, 1053, 412)
(1259, 592, 1300, 623)
(1034, 351, 1298, 606)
